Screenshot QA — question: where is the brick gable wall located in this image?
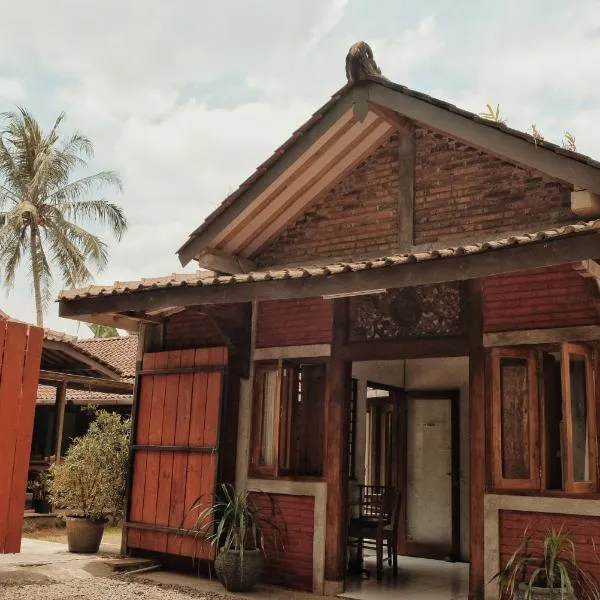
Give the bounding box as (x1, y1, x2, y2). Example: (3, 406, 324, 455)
(414, 128, 574, 246)
(254, 133, 401, 267)
(253, 126, 575, 268)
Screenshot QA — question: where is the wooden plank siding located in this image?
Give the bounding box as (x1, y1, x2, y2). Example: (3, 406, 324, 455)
(127, 347, 227, 559)
(499, 510, 600, 586)
(483, 265, 600, 332)
(250, 493, 315, 592)
(0, 320, 44, 553)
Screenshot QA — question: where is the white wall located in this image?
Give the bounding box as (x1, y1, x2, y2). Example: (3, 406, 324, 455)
(351, 356, 470, 562)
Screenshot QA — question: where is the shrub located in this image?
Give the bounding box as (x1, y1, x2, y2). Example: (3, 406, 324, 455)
(49, 409, 130, 521)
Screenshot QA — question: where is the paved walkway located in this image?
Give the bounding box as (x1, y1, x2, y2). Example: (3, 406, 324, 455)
(0, 539, 324, 600)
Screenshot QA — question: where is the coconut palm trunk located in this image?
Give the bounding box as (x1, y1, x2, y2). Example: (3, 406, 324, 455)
(0, 108, 127, 326)
(29, 224, 44, 327)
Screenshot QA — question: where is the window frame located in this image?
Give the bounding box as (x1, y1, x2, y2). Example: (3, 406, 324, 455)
(490, 347, 540, 490)
(561, 342, 597, 494)
(489, 342, 599, 496)
(250, 361, 281, 477)
(249, 358, 327, 479)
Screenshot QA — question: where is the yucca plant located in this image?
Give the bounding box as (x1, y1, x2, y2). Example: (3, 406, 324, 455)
(493, 527, 600, 600)
(191, 483, 285, 559)
(189, 483, 286, 591)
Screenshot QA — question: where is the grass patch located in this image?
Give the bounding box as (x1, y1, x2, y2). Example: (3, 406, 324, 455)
(23, 525, 122, 546)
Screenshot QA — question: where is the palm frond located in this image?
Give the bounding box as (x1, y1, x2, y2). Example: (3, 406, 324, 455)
(58, 198, 127, 241)
(48, 171, 123, 204)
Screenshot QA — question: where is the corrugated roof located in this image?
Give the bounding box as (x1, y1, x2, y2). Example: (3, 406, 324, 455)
(60, 219, 600, 301)
(177, 76, 600, 260)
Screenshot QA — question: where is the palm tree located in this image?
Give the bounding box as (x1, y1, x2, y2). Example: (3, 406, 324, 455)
(0, 108, 127, 327)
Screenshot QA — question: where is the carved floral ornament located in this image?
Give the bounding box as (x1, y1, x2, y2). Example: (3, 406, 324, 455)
(348, 283, 464, 341)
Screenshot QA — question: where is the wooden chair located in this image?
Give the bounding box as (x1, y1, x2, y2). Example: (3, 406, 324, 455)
(348, 484, 402, 580)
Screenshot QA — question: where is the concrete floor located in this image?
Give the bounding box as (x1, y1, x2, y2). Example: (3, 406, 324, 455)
(341, 556, 469, 600)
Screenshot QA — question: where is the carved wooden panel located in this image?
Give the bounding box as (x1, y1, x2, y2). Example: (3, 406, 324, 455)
(348, 283, 465, 341)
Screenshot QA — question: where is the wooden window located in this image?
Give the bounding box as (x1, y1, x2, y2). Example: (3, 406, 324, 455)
(250, 360, 326, 478)
(491, 348, 539, 489)
(561, 343, 597, 493)
(251, 363, 280, 476)
(490, 343, 598, 494)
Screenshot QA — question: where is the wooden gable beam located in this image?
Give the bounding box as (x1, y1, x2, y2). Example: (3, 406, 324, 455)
(367, 82, 600, 193)
(196, 248, 255, 274)
(177, 92, 356, 266)
(60, 231, 600, 320)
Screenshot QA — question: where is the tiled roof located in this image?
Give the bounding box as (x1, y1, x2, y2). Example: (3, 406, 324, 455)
(60, 219, 600, 301)
(178, 76, 600, 258)
(77, 335, 137, 379)
(43, 328, 123, 377)
(37, 384, 132, 405)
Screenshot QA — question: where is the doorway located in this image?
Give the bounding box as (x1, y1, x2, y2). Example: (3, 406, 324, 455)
(363, 383, 460, 561)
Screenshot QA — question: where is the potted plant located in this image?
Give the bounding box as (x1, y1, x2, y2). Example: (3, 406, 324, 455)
(191, 483, 285, 592)
(48, 409, 130, 553)
(493, 526, 600, 600)
(28, 470, 52, 514)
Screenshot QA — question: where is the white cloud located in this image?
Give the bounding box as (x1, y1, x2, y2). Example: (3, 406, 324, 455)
(0, 77, 24, 102)
(2, 0, 600, 334)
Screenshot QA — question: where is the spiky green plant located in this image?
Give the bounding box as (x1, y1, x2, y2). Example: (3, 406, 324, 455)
(492, 526, 600, 600)
(190, 483, 286, 564)
(479, 103, 506, 124)
(0, 108, 127, 327)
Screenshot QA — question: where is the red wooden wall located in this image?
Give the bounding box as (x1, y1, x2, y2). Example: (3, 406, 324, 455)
(127, 347, 227, 559)
(483, 265, 600, 332)
(256, 298, 333, 348)
(251, 493, 315, 591)
(0, 320, 44, 553)
(499, 510, 600, 586)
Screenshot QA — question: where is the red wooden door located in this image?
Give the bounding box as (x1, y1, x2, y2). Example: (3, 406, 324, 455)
(126, 347, 227, 559)
(0, 320, 44, 553)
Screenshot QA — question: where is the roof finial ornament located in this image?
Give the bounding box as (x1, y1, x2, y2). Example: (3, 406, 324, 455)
(345, 41, 383, 83)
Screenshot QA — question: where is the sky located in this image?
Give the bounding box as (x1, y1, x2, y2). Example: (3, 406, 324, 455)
(1, 0, 600, 335)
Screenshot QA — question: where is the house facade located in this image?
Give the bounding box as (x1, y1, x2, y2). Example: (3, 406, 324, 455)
(58, 46, 600, 599)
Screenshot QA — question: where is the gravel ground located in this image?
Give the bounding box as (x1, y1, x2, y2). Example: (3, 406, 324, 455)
(0, 577, 234, 600)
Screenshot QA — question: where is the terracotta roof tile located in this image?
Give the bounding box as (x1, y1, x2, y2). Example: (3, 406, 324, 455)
(59, 219, 600, 302)
(77, 335, 137, 379)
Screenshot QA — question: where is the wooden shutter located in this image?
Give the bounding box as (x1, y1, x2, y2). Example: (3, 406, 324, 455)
(126, 347, 227, 559)
(491, 348, 540, 489)
(561, 343, 597, 493)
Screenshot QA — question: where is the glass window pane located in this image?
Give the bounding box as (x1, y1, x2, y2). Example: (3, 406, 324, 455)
(259, 369, 277, 467)
(500, 357, 531, 479)
(568, 354, 590, 482)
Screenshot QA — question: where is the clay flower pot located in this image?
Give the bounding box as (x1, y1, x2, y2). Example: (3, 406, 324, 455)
(66, 516, 106, 553)
(214, 549, 264, 592)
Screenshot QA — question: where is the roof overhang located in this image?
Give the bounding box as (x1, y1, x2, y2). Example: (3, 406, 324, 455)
(59, 222, 600, 330)
(177, 79, 600, 269)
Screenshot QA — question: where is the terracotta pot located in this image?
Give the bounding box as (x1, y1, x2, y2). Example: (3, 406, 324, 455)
(66, 517, 106, 553)
(214, 549, 264, 592)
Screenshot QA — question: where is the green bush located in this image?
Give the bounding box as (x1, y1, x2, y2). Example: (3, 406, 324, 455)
(49, 409, 130, 521)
